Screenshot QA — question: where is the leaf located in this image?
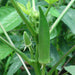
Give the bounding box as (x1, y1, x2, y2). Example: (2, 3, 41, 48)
(0, 7, 22, 34)
(9, 35, 24, 49)
(50, 26, 61, 39)
(47, 7, 61, 40)
(50, 7, 60, 17)
(0, 39, 13, 60)
(16, 0, 38, 6)
(65, 65, 75, 75)
(37, 1, 48, 6)
(3, 57, 12, 75)
(45, 0, 58, 4)
(58, 37, 72, 57)
(49, 44, 65, 70)
(50, 6, 75, 34)
(16, 0, 29, 6)
(17, 1, 32, 15)
(50, 44, 60, 66)
(38, 7, 50, 64)
(65, 0, 75, 8)
(7, 55, 22, 75)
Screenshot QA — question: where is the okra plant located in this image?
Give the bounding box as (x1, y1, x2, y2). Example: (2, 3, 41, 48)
(0, 0, 75, 75)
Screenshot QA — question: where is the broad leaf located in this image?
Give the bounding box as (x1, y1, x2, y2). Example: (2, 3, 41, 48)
(49, 44, 65, 70)
(47, 12, 61, 39)
(0, 38, 13, 60)
(65, 65, 75, 75)
(45, 0, 58, 4)
(0, 7, 22, 34)
(50, 6, 75, 34)
(37, 1, 48, 6)
(9, 35, 24, 49)
(7, 55, 22, 75)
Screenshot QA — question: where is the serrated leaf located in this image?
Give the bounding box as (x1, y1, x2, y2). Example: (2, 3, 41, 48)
(0, 39, 13, 60)
(45, 0, 58, 4)
(38, 7, 50, 64)
(0, 7, 22, 34)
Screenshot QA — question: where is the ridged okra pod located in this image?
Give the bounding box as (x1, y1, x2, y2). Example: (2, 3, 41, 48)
(38, 7, 50, 64)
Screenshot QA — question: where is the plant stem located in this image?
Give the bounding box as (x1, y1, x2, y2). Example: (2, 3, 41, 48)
(58, 52, 75, 74)
(55, 69, 58, 75)
(35, 43, 39, 61)
(41, 64, 45, 75)
(0, 23, 31, 75)
(32, 0, 36, 11)
(0, 36, 35, 65)
(29, 46, 34, 59)
(49, 0, 75, 34)
(45, 4, 51, 16)
(0, 23, 14, 46)
(11, 0, 37, 37)
(33, 62, 41, 75)
(47, 0, 75, 74)
(47, 45, 75, 75)
(32, 40, 41, 75)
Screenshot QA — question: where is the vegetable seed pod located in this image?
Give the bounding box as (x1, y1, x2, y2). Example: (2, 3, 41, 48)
(23, 31, 32, 47)
(38, 7, 50, 64)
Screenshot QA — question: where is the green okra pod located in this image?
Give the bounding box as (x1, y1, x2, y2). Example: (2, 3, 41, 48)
(38, 7, 50, 64)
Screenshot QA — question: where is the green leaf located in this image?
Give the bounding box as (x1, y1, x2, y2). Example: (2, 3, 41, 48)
(0, 7, 22, 34)
(50, 7, 60, 17)
(9, 35, 24, 49)
(0, 39, 13, 60)
(45, 0, 58, 4)
(38, 7, 50, 64)
(3, 57, 12, 75)
(49, 44, 65, 70)
(50, 6, 75, 34)
(0, 37, 34, 64)
(7, 55, 22, 75)
(65, 65, 75, 75)
(47, 8, 61, 40)
(17, 1, 32, 15)
(37, 1, 48, 6)
(16, 0, 29, 6)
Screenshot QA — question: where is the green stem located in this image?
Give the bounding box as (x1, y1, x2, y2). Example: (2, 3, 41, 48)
(47, 45, 75, 75)
(41, 64, 45, 75)
(0, 23, 31, 75)
(55, 69, 58, 75)
(45, 4, 51, 16)
(32, 0, 36, 11)
(49, 0, 75, 34)
(0, 23, 14, 46)
(33, 62, 41, 75)
(0, 37, 35, 65)
(11, 0, 37, 36)
(35, 42, 39, 61)
(63, 72, 68, 75)
(29, 46, 34, 59)
(32, 38, 41, 75)
(3, 57, 12, 75)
